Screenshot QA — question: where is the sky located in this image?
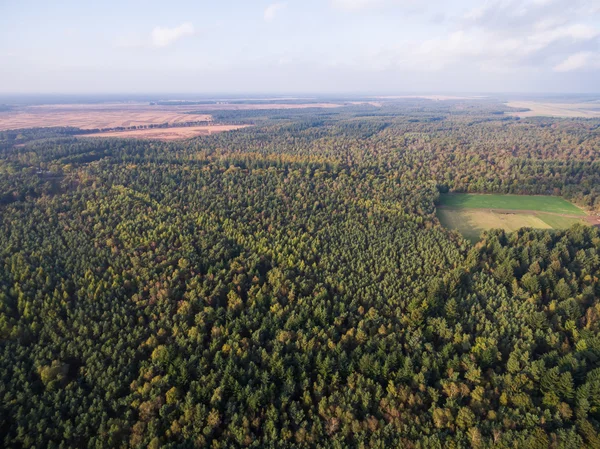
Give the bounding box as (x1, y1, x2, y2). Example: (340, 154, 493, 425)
(0, 0, 599, 94)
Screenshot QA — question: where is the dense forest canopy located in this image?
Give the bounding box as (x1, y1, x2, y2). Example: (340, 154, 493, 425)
(1, 99, 600, 448)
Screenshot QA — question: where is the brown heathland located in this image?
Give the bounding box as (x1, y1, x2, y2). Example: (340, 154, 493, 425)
(196, 103, 344, 111)
(0, 102, 346, 131)
(437, 206, 598, 243)
(376, 95, 484, 101)
(0, 104, 213, 131)
(79, 124, 251, 141)
(506, 101, 600, 118)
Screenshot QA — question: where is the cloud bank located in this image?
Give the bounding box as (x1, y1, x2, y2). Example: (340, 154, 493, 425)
(264, 3, 286, 22)
(347, 0, 600, 74)
(331, 0, 416, 11)
(151, 23, 195, 48)
(3, 0, 599, 93)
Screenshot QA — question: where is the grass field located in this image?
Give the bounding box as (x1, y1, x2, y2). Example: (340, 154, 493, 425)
(437, 194, 588, 242)
(439, 193, 585, 215)
(536, 213, 587, 229)
(437, 209, 552, 242)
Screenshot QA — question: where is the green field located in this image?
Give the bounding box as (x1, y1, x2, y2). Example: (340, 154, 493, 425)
(437, 209, 551, 242)
(437, 194, 588, 242)
(439, 193, 585, 215)
(536, 213, 587, 229)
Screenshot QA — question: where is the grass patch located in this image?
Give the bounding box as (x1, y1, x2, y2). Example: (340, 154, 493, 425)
(536, 213, 587, 229)
(437, 209, 553, 243)
(439, 194, 585, 215)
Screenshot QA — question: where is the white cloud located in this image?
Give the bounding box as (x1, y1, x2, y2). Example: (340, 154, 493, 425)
(350, 9, 599, 76)
(532, 24, 598, 44)
(151, 23, 194, 48)
(554, 52, 600, 71)
(331, 0, 417, 10)
(375, 0, 600, 73)
(332, 0, 382, 9)
(264, 3, 286, 22)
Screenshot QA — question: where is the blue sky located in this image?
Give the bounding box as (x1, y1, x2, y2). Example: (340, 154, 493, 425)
(1, 0, 599, 94)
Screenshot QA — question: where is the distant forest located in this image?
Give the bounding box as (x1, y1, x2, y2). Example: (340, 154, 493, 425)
(1, 99, 600, 448)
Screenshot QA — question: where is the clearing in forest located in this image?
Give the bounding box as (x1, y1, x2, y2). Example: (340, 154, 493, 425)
(439, 193, 585, 215)
(79, 124, 251, 141)
(437, 194, 589, 242)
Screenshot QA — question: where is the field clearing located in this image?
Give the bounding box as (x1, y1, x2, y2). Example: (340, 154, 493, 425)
(0, 102, 347, 131)
(536, 213, 588, 229)
(79, 124, 251, 141)
(506, 101, 600, 118)
(437, 194, 593, 242)
(439, 193, 585, 215)
(437, 209, 553, 242)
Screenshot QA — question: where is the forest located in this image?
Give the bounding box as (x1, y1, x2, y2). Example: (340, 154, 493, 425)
(1, 99, 600, 448)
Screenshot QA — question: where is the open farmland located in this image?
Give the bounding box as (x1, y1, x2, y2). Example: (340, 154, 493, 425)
(377, 95, 484, 101)
(0, 103, 213, 130)
(506, 101, 600, 118)
(437, 194, 590, 242)
(79, 124, 251, 141)
(168, 102, 346, 111)
(0, 102, 348, 131)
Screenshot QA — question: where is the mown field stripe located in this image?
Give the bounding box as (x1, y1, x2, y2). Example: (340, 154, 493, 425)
(439, 193, 585, 216)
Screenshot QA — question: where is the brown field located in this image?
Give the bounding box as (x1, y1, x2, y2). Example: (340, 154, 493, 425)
(0, 102, 347, 131)
(437, 207, 595, 243)
(377, 95, 484, 101)
(196, 103, 344, 111)
(506, 101, 600, 118)
(437, 209, 552, 242)
(79, 124, 251, 141)
(0, 104, 212, 131)
(349, 101, 383, 107)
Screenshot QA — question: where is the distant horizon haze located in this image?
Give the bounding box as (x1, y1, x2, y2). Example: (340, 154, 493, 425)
(1, 92, 600, 106)
(1, 0, 599, 94)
